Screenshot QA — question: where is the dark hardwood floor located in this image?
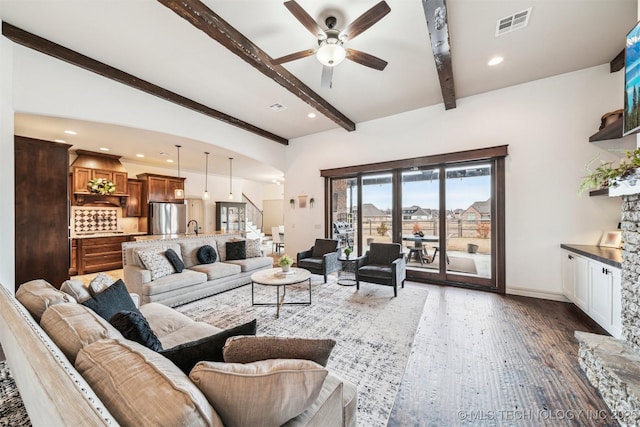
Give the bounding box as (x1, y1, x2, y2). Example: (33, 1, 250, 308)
(388, 283, 618, 427)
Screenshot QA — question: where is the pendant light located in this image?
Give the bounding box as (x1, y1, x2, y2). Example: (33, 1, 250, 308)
(202, 152, 210, 201)
(174, 145, 184, 199)
(228, 157, 234, 200)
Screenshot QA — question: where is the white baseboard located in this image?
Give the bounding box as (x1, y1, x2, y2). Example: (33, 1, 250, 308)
(506, 287, 570, 302)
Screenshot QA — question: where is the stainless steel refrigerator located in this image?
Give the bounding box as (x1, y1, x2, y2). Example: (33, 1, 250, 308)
(148, 202, 186, 235)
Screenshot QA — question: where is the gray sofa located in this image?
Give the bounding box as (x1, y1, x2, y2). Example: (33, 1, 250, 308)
(122, 234, 273, 307)
(0, 280, 357, 426)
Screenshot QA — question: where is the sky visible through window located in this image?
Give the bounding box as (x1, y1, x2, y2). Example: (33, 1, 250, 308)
(359, 175, 491, 212)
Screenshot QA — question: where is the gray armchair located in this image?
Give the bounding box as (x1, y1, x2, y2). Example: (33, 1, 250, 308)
(356, 243, 406, 297)
(296, 239, 340, 283)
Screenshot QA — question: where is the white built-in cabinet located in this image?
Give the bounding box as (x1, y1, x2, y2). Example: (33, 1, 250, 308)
(561, 249, 621, 338)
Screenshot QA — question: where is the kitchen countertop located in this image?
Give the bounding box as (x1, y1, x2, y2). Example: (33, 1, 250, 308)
(71, 231, 148, 239)
(133, 231, 243, 241)
(560, 244, 622, 268)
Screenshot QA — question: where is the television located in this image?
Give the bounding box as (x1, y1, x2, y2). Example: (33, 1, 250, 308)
(624, 19, 640, 136)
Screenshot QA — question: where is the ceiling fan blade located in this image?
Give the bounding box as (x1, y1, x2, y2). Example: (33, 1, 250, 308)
(339, 1, 391, 41)
(284, 0, 325, 38)
(321, 65, 334, 89)
(272, 49, 316, 65)
(345, 48, 388, 71)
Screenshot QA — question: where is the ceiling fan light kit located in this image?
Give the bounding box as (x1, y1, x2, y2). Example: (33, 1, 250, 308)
(279, 0, 391, 88)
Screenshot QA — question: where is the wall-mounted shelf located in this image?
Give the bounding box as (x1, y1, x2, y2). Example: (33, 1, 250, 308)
(589, 117, 623, 142)
(589, 188, 609, 197)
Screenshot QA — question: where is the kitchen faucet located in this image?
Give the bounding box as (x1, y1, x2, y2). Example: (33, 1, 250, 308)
(187, 219, 199, 236)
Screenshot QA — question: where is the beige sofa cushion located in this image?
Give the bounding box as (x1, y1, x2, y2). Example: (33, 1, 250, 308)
(139, 303, 221, 349)
(16, 279, 76, 322)
(223, 256, 274, 272)
(189, 262, 242, 280)
(40, 303, 124, 364)
(190, 359, 328, 427)
(75, 339, 223, 427)
(141, 269, 207, 296)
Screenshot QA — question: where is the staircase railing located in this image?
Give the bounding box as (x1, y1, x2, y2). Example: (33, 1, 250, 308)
(242, 193, 263, 233)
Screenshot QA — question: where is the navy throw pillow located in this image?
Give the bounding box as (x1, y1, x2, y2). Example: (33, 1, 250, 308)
(160, 319, 257, 374)
(81, 279, 139, 322)
(197, 245, 217, 264)
(165, 248, 184, 273)
(110, 310, 163, 352)
(226, 240, 246, 261)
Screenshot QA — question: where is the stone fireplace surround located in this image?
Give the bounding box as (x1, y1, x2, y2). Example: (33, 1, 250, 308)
(577, 193, 640, 425)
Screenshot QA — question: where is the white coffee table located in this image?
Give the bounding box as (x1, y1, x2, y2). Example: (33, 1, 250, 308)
(251, 268, 312, 318)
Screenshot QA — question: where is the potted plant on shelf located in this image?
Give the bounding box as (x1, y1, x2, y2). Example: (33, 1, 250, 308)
(579, 148, 640, 195)
(279, 254, 293, 273)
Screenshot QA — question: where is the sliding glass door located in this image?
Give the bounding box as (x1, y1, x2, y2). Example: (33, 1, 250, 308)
(325, 147, 505, 292)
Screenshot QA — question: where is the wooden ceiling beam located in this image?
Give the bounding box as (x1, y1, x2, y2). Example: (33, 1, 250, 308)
(421, 0, 456, 110)
(157, 0, 356, 132)
(610, 48, 625, 73)
(2, 22, 288, 145)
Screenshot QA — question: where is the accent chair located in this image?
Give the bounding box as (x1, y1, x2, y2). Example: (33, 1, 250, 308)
(356, 243, 406, 297)
(296, 239, 340, 283)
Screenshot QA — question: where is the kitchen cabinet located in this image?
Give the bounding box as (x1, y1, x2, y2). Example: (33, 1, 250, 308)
(125, 179, 143, 217)
(15, 136, 71, 290)
(216, 202, 246, 233)
(73, 167, 128, 195)
(70, 239, 78, 276)
(561, 248, 621, 338)
(76, 235, 130, 275)
(138, 173, 186, 203)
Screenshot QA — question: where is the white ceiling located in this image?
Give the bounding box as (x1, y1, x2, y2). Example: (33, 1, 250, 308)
(1, 0, 637, 181)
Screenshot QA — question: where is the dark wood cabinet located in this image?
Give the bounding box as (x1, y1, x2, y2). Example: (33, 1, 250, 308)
(70, 239, 78, 276)
(73, 167, 128, 196)
(76, 235, 130, 275)
(15, 136, 71, 291)
(137, 173, 186, 203)
(126, 179, 143, 217)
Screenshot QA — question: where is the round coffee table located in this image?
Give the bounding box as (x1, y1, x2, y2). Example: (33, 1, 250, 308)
(251, 268, 312, 318)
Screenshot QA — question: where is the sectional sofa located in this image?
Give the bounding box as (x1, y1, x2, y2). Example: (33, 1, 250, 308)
(122, 233, 273, 307)
(0, 279, 357, 426)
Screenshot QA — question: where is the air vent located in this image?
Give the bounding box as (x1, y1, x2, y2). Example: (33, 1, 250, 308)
(495, 8, 532, 36)
(268, 103, 287, 112)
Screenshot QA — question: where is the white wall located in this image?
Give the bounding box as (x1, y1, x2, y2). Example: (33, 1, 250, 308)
(0, 31, 14, 291)
(284, 64, 629, 300)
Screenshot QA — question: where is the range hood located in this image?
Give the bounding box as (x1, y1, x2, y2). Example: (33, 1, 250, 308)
(70, 149, 128, 174)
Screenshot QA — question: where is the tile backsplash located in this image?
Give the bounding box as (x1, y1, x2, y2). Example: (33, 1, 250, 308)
(72, 207, 119, 233)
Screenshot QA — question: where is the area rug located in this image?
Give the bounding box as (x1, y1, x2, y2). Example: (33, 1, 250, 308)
(176, 276, 429, 427)
(0, 361, 31, 427)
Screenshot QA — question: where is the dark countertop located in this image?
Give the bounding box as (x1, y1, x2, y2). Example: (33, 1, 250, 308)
(560, 244, 622, 268)
(71, 231, 147, 240)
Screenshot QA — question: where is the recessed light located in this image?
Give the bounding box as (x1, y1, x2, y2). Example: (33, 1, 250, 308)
(136, 154, 145, 158)
(488, 56, 504, 66)
(167, 159, 174, 163)
(99, 147, 110, 152)
(64, 130, 77, 135)
(54, 139, 66, 143)
(307, 112, 317, 119)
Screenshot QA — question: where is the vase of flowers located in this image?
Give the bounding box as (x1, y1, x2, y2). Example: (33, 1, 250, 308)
(279, 254, 293, 273)
(87, 178, 116, 195)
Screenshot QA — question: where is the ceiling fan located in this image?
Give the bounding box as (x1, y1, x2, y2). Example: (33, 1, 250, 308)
(273, 0, 391, 88)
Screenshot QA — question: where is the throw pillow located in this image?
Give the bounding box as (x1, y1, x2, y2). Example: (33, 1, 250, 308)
(223, 336, 336, 367)
(88, 272, 116, 297)
(110, 310, 163, 352)
(82, 279, 139, 323)
(60, 279, 92, 303)
(190, 359, 328, 427)
(136, 248, 175, 280)
(160, 319, 257, 374)
(245, 238, 262, 258)
(76, 339, 223, 427)
(165, 248, 185, 273)
(197, 245, 217, 264)
(15, 279, 76, 323)
(225, 240, 246, 261)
